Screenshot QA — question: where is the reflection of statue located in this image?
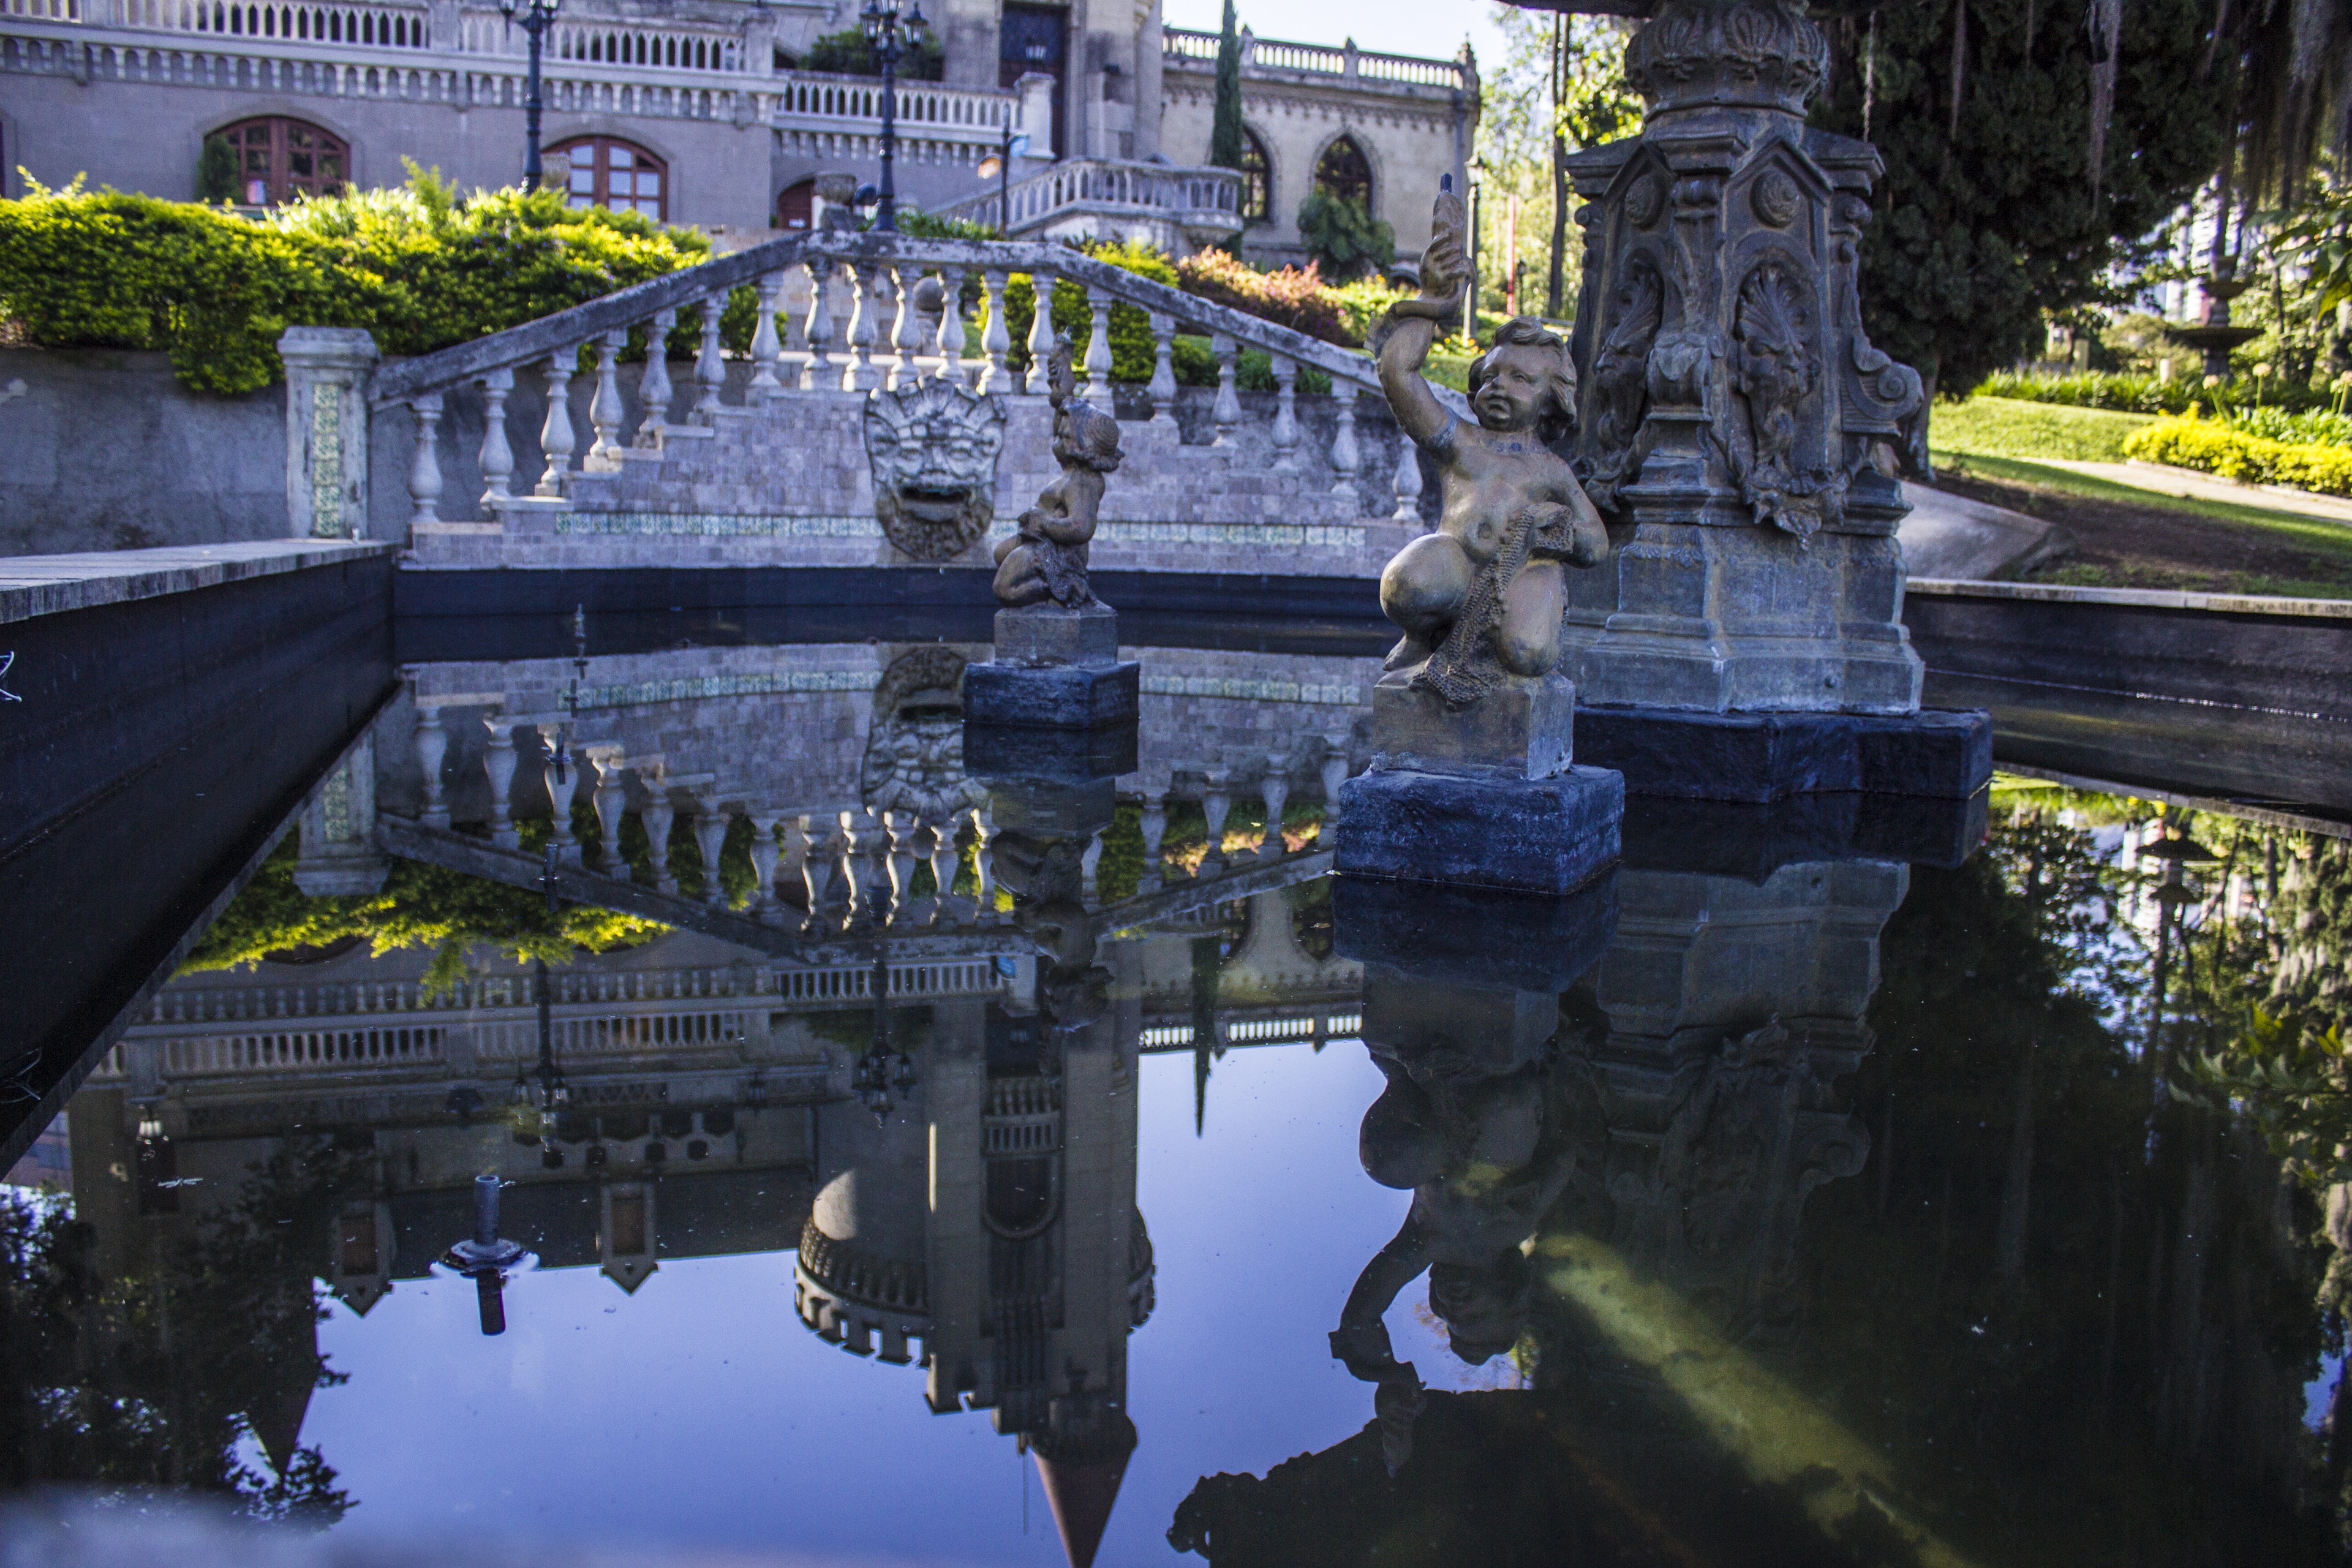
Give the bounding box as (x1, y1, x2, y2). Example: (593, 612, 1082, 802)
(864, 374, 1008, 562)
(993, 335, 1123, 610)
(1373, 184, 1608, 705)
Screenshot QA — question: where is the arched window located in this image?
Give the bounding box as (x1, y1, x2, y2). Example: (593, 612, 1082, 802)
(776, 177, 815, 230)
(1313, 135, 1373, 214)
(215, 116, 347, 206)
(1239, 129, 1272, 224)
(551, 136, 666, 221)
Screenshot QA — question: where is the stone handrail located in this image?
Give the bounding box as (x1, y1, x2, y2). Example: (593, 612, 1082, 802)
(772, 67, 1019, 132)
(1161, 24, 1471, 92)
(929, 156, 1241, 239)
(342, 230, 1438, 537)
(132, 0, 428, 46)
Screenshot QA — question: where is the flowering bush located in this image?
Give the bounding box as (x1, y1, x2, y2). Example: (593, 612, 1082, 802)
(2122, 407, 2352, 495)
(1174, 249, 1353, 346)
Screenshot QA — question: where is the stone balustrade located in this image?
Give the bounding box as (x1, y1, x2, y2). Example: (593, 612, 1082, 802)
(333, 232, 1439, 573)
(929, 157, 1243, 250)
(1160, 24, 1472, 93)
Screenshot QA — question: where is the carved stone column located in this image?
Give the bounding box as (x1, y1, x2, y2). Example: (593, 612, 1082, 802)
(277, 327, 378, 540)
(1562, 0, 1928, 720)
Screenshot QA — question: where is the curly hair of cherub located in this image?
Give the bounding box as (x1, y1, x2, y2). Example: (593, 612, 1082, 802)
(1468, 315, 1580, 446)
(1053, 401, 1124, 474)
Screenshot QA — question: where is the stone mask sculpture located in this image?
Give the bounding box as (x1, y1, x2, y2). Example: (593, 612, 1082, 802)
(1373, 186, 1611, 710)
(863, 374, 1007, 563)
(992, 334, 1123, 609)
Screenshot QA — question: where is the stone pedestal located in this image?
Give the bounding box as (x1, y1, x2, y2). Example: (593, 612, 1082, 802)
(1575, 706, 1992, 804)
(963, 605, 1140, 730)
(1336, 672, 1624, 895)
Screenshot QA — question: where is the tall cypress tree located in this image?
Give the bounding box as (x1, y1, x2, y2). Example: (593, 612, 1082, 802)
(1210, 0, 1246, 172)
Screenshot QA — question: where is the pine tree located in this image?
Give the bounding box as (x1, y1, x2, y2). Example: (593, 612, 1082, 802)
(1210, 0, 1246, 172)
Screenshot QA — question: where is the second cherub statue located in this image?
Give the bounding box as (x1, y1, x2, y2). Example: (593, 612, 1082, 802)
(962, 334, 1142, 731)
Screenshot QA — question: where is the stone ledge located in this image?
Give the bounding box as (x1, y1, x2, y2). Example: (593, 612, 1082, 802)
(1907, 576, 2352, 619)
(1335, 764, 1624, 895)
(1574, 706, 1993, 803)
(0, 540, 394, 625)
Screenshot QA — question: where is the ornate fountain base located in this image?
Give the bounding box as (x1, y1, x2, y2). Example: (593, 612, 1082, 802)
(1574, 706, 1992, 804)
(1335, 673, 1624, 895)
(962, 605, 1140, 730)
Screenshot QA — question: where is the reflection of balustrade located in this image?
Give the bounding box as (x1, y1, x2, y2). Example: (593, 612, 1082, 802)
(88, 1023, 445, 1080)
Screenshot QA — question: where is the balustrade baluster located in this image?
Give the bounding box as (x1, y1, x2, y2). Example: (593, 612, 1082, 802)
(407, 393, 444, 527)
(693, 290, 727, 422)
(1201, 772, 1233, 870)
(1320, 734, 1352, 828)
(979, 269, 1011, 394)
(1024, 268, 1058, 395)
(635, 307, 676, 442)
(842, 261, 880, 392)
(971, 806, 995, 917)
(748, 271, 785, 400)
(782, 816, 813, 924)
(1146, 312, 1178, 427)
(693, 799, 729, 905)
(1210, 333, 1241, 447)
(1260, 757, 1292, 857)
(747, 811, 783, 917)
(586, 328, 627, 469)
(888, 266, 924, 391)
(937, 265, 967, 384)
(1329, 385, 1363, 507)
(546, 733, 582, 864)
(590, 753, 628, 873)
(1270, 355, 1300, 470)
(412, 701, 449, 827)
(1391, 430, 1425, 522)
(1080, 831, 1102, 902)
(1139, 790, 1167, 892)
(643, 791, 676, 893)
(477, 369, 514, 510)
(801, 257, 834, 390)
(1084, 284, 1115, 404)
(535, 350, 576, 497)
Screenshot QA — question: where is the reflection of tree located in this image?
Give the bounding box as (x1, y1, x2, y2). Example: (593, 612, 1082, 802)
(182, 831, 667, 997)
(0, 1141, 358, 1521)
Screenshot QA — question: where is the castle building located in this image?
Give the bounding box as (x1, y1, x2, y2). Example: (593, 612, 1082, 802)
(0, 0, 1475, 263)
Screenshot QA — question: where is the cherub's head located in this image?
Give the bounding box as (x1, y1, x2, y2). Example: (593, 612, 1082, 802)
(1468, 317, 1578, 443)
(1428, 1248, 1532, 1365)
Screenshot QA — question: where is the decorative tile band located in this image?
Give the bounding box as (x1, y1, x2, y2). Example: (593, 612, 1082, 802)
(578, 669, 880, 709)
(1140, 674, 1365, 706)
(986, 521, 1370, 550)
(556, 513, 880, 538)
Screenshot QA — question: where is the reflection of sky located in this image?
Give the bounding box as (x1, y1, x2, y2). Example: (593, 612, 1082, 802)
(312, 1041, 1452, 1564)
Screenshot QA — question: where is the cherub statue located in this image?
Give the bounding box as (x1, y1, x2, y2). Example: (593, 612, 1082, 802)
(992, 333, 1124, 609)
(1374, 182, 1611, 706)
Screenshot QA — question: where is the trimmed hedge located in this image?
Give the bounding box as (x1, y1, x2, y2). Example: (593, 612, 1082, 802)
(1972, 368, 2336, 417)
(2122, 411, 2352, 496)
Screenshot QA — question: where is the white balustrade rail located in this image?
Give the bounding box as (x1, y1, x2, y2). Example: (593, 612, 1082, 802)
(356, 230, 1429, 538)
(1161, 25, 1470, 92)
(139, 0, 428, 47)
(929, 157, 1240, 239)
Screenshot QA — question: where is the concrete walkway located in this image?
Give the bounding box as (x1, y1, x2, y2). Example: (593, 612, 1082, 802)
(1898, 481, 2070, 580)
(2041, 458, 2352, 526)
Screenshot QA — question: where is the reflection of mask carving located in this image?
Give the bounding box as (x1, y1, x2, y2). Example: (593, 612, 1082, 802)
(864, 376, 1008, 562)
(860, 649, 989, 821)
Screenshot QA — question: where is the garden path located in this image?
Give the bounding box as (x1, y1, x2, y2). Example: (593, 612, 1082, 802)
(2045, 458, 2352, 525)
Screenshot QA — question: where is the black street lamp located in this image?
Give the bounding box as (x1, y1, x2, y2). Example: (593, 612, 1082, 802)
(500, 0, 565, 194)
(975, 124, 1031, 238)
(861, 0, 927, 232)
(514, 842, 571, 1165)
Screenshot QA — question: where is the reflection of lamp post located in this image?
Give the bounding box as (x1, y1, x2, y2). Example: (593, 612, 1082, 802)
(851, 946, 919, 1120)
(445, 1173, 529, 1335)
(514, 843, 571, 1165)
(860, 0, 927, 233)
(499, 0, 564, 194)
(976, 124, 1031, 238)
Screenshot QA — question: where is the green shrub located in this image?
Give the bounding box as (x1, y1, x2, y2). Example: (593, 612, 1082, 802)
(1971, 368, 2336, 417)
(1931, 396, 2155, 462)
(2123, 412, 2352, 496)
(196, 135, 236, 205)
(0, 166, 717, 394)
(2226, 405, 2352, 448)
(801, 25, 943, 80)
(1173, 249, 1354, 345)
(1295, 190, 1394, 283)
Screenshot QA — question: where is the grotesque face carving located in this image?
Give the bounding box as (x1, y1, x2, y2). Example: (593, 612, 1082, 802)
(863, 377, 1008, 562)
(859, 648, 989, 824)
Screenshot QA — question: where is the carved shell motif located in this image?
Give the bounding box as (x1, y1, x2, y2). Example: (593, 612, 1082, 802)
(863, 375, 1008, 562)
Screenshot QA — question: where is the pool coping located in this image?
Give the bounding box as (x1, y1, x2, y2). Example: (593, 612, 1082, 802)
(1907, 576, 2352, 619)
(0, 540, 396, 625)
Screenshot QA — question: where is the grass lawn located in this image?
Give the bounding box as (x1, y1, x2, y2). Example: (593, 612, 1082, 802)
(1928, 448, 2352, 599)
(1932, 395, 2156, 463)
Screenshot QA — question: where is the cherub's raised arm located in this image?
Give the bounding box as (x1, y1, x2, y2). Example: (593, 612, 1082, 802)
(1376, 184, 1469, 448)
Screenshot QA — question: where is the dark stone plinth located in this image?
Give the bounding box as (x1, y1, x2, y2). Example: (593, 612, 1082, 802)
(1573, 706, 1992, 803)
(1333, 869, 1619, 992)
(963, 722, 1137, 783)
(1621, 788, 1990, 881)
(993, 603, 1120, 667)
(1335, 765, 1623, 895)
(1370, 672, 1575, 778)
(963, 659, 1140, 729)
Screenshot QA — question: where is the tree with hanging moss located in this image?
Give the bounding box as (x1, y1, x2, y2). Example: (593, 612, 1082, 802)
(1807, 0, 2227, 401)
(1210, 0, 1246, 174)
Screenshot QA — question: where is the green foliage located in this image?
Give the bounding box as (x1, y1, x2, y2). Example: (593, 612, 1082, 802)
(890, 208, 997, 242)
(1810, 0, 2229, 391)
(802, 25, 943, 81)
(1973, 367, 2336, 417)
(196, 135, 236, 206)
(1931, 395, 2155, 462)
(1294, 191, 1394, 284)
(1174, 248, 1354, 345)
(1210, 0, 1246, 173)
(2177, 1009, 2352, 1184)
(0, 164, 718, 394)
(181, 831, 668, 998)
(993, 241, 1179, 382)
(2123, 410, 2352, 495)
(2230, 405, 2352, 447)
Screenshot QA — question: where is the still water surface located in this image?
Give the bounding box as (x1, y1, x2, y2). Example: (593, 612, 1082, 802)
(7, 628, 2351, 1566)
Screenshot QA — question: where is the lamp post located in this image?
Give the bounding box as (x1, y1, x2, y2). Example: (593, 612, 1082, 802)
(976, 124, 1032, 238)
(500, 0, 564, 194)
(860, 0, 927, 232)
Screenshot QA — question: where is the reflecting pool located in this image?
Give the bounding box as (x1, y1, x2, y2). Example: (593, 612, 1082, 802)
(6, 629, 2351, 1566)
